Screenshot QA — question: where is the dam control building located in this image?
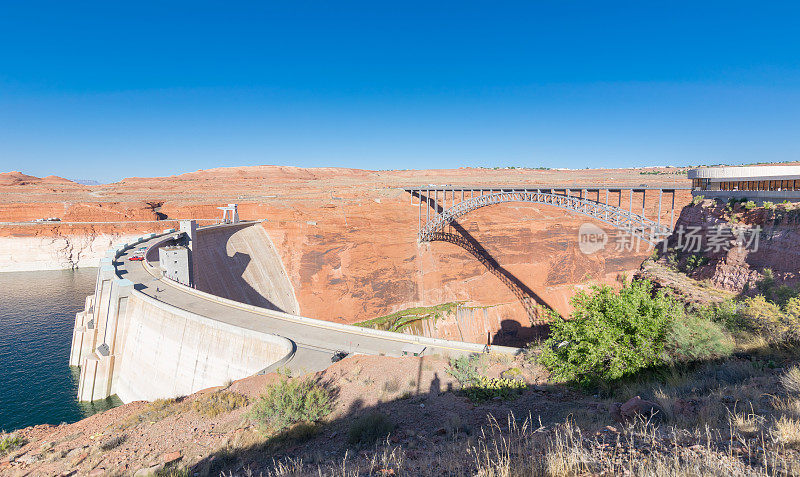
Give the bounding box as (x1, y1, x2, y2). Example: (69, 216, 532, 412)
(688, 165, 800, 202)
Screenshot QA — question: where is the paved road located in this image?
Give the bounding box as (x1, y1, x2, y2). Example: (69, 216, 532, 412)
(115, 232, 501, 375)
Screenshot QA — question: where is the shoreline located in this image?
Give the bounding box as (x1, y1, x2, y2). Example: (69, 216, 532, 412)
(0, 234, 142, 273)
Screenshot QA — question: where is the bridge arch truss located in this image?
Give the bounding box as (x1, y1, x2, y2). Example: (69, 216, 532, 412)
(405, 186, 690, 245)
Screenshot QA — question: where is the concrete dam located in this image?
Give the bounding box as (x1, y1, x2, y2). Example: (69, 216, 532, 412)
(70, 220, 518, 404)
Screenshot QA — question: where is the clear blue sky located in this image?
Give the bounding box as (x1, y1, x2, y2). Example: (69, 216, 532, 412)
(1, 2, 799, 182)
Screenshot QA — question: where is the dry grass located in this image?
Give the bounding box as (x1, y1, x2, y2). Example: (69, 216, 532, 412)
(781, 365, 800, 394)
(381, 377, 400, 394)
(118, 398, 184, 430)
(772, 396, 800, 419)
(729, 406, 766, 436)
(191, 390, 249, 418)
(237, 413, 799, 476)
(771, 415, 800, 448)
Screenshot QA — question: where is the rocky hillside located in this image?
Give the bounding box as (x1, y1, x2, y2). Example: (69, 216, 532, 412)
(647, 198, 800, 298)
(3, 350, 799, 476)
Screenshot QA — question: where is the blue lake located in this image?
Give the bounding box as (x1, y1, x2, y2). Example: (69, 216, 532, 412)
(0, 268, 120, 432)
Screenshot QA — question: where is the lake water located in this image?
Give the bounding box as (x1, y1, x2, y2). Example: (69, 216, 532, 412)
(0, 268, 120, 432)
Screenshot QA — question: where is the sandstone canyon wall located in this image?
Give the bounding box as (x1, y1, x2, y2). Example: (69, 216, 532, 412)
(656, 199, 800, 292)
(0, 166, 692, 344)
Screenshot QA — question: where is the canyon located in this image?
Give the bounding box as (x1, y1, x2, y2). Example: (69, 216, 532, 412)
(0, 167, 692, 341)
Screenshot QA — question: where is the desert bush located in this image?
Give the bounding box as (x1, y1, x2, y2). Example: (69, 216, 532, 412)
(737, 295, 797, 343)
(447, 354, 484, 387)
(463, 375, 526, 402)
(156, 467, 191, 477)
(347, 412, 395, 446)
(382, 377, 400, 394)
(756, 268, 776, 296)
(120, 398, 183, 430)
(664, 314, 733, 362)
(250, 377, 334, 432)
(682, 254, 709, 273)
(0, 433, 25, 456)
(99, 433, 126, 451)
(448, 355, 525, 401)
(191, 390, 248, 417)
(696, 299, 740, 331)
(538, 279, 676, 387)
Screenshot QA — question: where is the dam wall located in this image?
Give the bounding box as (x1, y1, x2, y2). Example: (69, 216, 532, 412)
(191, 222, 299, 314)
(70, 229, 296, 403)
(70, 222, 520, 404)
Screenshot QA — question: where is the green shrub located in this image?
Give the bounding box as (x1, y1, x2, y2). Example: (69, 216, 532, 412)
(0, 433, 25, 456)
(463, 376, 526, 402)
(754, 269, 799, 305)
(538, 279, 676, 387)
(784, 296, 800, 321)
(347, 412, 395, 446)
(692, 195, 705, 206)
(665, 252, 679, 270)
(501, 367, 523, 379)
(763, 201, 775, 209)
(448, 355, 525, 401)
(683, 254, 709, 273)
(744, 200, 757, 210)
(697, 299, 741, 331)
(664, 314, 733, 362)
(738, 295, 786, 342)
(447, 354, 484, 386)
(774, 285, 800, 306)
(191, 390, 249, 417)
(757, 269, 776, 295)
(250, 377, 334, 432)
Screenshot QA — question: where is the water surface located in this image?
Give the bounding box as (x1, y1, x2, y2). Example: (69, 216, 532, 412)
(0, 268, 120, 432)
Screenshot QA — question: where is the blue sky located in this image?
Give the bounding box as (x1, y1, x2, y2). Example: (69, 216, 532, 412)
(1, 2, 799, 182)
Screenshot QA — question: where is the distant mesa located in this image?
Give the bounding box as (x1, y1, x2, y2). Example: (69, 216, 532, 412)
(71, 178, 103, 186)
(0, 171, 79, 186)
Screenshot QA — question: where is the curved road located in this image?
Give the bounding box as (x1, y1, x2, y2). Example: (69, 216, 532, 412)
(115, 229, 513, 375)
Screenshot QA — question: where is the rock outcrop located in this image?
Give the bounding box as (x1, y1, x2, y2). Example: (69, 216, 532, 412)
(655, 199, 800, 293)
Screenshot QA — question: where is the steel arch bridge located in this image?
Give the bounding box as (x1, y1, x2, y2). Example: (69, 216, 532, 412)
(405, 185, 690, 245)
